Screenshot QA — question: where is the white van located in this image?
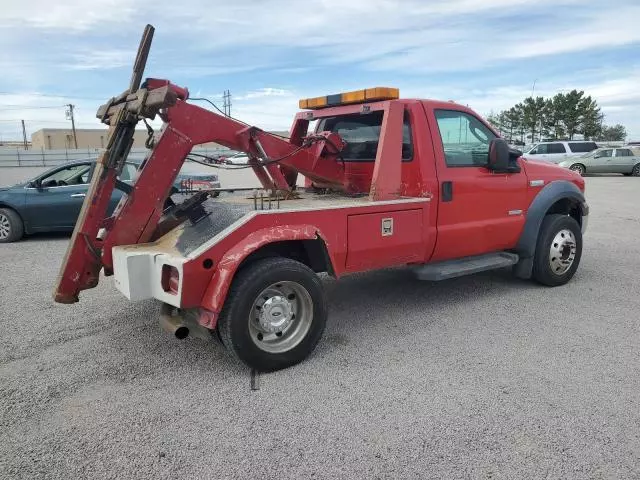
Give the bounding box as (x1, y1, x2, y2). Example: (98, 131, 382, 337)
(523, 141, 598, 163)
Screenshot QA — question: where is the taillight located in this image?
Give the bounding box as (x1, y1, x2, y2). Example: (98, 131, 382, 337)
(161, 265, 179, 294)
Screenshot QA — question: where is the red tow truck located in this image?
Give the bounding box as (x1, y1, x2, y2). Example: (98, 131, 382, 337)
(54, 26, 588, 371)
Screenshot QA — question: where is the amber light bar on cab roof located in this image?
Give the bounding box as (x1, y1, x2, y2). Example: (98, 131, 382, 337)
(299, 87, 399, 110)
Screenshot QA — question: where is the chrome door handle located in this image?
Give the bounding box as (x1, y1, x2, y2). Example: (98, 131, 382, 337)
(70, 193, 86, 198)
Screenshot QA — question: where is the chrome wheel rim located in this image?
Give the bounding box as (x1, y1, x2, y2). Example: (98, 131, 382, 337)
(549, 229, 577, 275)
(249, 281, 313, 353)
(0, 214, 10, 240)
(570, 164, 584, 175)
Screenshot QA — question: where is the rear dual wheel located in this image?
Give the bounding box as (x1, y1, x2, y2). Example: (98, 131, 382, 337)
(216, 257, 327, 372)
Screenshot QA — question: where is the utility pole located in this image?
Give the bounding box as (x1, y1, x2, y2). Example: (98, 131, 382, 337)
(21, 120, 28, 150)
(65, 104, 78, 149)
(222, 90, 232, 116)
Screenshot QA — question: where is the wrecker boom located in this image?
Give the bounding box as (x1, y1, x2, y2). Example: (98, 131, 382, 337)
(54, 25, 404, 303)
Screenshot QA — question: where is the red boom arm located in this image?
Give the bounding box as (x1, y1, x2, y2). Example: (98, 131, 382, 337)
(54, 80, 348, 303)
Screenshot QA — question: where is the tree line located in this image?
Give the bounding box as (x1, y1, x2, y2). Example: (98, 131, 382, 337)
(486, 90, 627, 145)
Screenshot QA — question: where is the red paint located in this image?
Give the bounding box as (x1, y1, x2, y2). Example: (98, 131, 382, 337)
(369, 101, 404, 200)
(346, 209, 424, 270)
(54, 77, 585, 316)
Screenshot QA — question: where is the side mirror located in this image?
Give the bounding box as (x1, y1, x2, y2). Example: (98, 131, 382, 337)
(31, 179, 43, 189)
(488, 139, 521, 173)
(488, 139, 510, 171)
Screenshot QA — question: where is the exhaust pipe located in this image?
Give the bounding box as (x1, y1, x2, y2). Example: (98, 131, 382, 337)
(160, 303, 190, 340)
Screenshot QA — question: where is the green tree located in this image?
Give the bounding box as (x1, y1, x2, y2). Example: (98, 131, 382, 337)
(579, 95, 603, 140)
(546, 94, 567, 139)
(521, 96, 546, 142)
(560, 89, 585, 140)
(600, 124, 627, 141)
(510, 104, 526, 144)
(486, 111, 501, 133)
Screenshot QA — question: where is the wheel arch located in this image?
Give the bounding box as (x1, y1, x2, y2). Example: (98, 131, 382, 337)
(514, 180, 586, 278)
(199, 225, 336, 327)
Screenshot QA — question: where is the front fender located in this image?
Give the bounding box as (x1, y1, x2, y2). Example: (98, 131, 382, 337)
(198, 224, 334, 327)
(517, 180, 587, 258)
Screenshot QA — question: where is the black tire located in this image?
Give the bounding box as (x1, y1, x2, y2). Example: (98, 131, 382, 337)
(532, 214, 582, 286)
(632, 164, 640, 177)
(217, 257, 327, 372)
(0, 208, 24, 243)
(570, 163, 586, 176)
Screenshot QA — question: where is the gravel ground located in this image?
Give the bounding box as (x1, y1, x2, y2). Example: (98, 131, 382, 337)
(1, 173, 639, 479)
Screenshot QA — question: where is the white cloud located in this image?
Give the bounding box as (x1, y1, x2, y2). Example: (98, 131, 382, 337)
(503, 5, 640, 59)
(1, 0, 639, 140)
(67, 49, 135, 70)
(0, 0, 137, 31)
(234, 88, 292, 100)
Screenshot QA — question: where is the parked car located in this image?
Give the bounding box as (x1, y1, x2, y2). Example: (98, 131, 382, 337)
(221, 152, 250, 165)
(558, 147, 640, 176)
(523, 141, 598, 163)
(0, 159, 221, 242)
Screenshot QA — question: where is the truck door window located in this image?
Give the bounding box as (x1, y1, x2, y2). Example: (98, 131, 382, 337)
(548, 143, 566, 154)
(595, 149, 612, 158)
(569, 142, 596, 153)
(529, 144, 546, 154)
(38, 163, 92, 188)
(119, 163, 139, 181)
(316, 111, 413, 161)
(434, 110, 496, 166)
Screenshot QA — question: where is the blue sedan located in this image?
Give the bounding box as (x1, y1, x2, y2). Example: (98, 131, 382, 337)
(0, 159, 221, 242)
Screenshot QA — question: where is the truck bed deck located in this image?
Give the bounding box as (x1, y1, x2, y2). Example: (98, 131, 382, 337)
(168, 190, 426, 258)
(216, 189, 373, 211)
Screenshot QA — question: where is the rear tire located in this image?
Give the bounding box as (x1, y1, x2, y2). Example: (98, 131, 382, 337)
(0, 208, 24, 243)
(217, 257, 327, 372)
(532, 214, 582, 286)
(570, 163, 586, 176)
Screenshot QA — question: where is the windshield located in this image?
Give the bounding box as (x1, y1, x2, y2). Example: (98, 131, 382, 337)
(581, 150, 598, 158)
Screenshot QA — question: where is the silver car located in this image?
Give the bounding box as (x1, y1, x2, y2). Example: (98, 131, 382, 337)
(559, 147, 640, 176)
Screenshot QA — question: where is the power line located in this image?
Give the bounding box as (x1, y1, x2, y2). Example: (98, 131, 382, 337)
(0, 105, 67, 111)
(0, 92, 105, 100)
(65, 104, 78, 149)
(223, 89, 232, 116)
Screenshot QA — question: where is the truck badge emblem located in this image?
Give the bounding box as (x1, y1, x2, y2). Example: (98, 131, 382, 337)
(381, 218, 393, 236)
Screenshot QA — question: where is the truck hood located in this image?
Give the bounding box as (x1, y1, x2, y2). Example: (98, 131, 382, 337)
(521, 158, 585, 191)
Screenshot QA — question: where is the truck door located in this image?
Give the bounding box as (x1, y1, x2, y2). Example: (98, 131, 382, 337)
(425, 107, 528, 261)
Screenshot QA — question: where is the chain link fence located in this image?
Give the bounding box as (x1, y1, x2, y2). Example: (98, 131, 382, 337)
(0, 146, 231, 168)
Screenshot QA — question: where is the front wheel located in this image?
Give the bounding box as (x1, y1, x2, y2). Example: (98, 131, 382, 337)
(532, 214, 582, 286)
(632, 163, 640, 177)
(217, 257, 327, 372)
(0, 208, 24, 243)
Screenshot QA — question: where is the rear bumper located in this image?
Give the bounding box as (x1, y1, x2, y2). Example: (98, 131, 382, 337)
(112, 246, 184, 308)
